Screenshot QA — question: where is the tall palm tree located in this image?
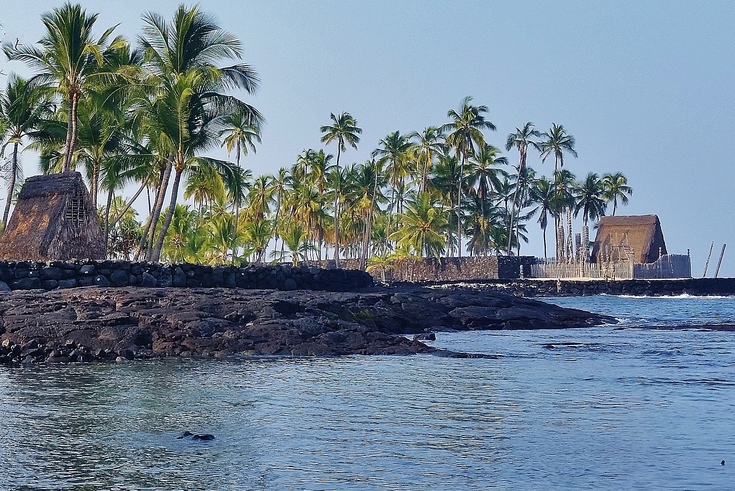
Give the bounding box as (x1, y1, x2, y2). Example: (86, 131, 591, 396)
(467, 145, 508, 221)
(219, 110, 261, 222)
(539, 123, 577, 173)
(4, 3, 128, 172)
(602, 171, 632, 216)
(539, 123, 577, 260)
(529, 177, 554, 261)
(574, 172, 607, 263)
(320, 112, 361, 267)
(0, 75, 55, 228)
(443, 96, 495, 257)
(409, 126, 445, 192)
(373, 130, 413, 216)
(505, 122, 540, 255)
(138, 4, 262, 262)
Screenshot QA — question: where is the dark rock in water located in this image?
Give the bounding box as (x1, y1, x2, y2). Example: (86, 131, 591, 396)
(413, 332, 436, 341)
(0, 284, 613, 365)
(177, 431, 215, 441)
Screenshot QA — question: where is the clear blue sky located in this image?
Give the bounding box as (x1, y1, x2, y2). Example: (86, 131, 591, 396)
(2, 1, 734, 276)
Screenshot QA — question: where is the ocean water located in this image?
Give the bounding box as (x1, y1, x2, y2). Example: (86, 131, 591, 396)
(2, 295, 735, 490)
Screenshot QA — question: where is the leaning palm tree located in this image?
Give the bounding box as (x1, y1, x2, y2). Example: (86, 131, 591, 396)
(320, 112, 361, 267)
(4, 3, 128, 172)
(505, 122, 540, 255)
(0, 75, 55, 228)
(602, 171, 632, 216)
(443, 96, 495, 257)
(138, 4, 262, 262)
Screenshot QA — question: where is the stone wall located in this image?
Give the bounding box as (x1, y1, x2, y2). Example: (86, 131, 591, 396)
(316, 256, 536, 283)
(0, 260, 373, 292)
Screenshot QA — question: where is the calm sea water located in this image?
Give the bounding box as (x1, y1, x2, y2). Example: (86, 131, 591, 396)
(2, 295, 735, 490)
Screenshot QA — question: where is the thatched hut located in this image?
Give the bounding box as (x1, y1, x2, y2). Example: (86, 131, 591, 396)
(590, 214, 667, 264)
(0, 172, 105, 261)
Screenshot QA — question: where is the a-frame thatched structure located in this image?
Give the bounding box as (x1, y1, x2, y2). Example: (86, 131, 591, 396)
(590, 214, 667, 264)
(0, 172, 105, 261)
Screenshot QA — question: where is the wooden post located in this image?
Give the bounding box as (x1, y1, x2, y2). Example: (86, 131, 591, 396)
(703, 241, 714, 277)
(715, 244, 727, 279)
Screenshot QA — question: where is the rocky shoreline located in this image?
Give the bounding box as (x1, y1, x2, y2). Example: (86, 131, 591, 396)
(0, 284, 613, 366)
(408, 278, 735, 297)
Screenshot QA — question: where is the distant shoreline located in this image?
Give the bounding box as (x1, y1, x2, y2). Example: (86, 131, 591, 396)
(400, 277, 735, 297)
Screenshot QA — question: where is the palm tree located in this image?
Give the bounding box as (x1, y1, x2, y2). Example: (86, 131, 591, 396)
(219, 109, 261, 227)
(443, 96, 495, 257)
(391, 192, 448, 258)
(539, 123, 577, 260)
(320, 112, 361, 267)
(138, 4, 262, 262)
(574, 172, 607, 263)
(602, 171, 632, 216)
(409, 126, 444, 192)
(4, 3, 128, 172)
(373, 130, 412, 217)
(0, 75, 55, 228)
(529, 177, 554, 261)
(539, 123, 577, 173)
(467, 145, 508, 221)
(505, 122, 540, 255)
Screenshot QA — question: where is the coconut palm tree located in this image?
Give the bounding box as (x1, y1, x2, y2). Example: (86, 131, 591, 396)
(574, 172, 607, 263)
(0, 75, 55, 228)
(529, 177, 554, 260)
(539, 123, 577, 173)
(505, 122, 540, 255)
(466, 145, 508, 220)
(390, 192, 447, 258)
(409, 126, 445, 192)
(219, 110, 261, 222)
(443, 96, 495, 257)
(4, 3, 129, 172)
(539, 123, 577, 259)
(320, 112, 361, 267)
(373, 130, 412, 215)
(602, 171, 632, 216)
(138, 4, 262, 262)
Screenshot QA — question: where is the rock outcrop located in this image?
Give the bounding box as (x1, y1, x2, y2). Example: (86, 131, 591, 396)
(0, 285, 614, 366)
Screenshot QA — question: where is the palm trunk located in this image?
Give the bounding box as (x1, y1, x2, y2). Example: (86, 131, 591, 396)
(542, 225, 548, 261)
(141, 161, 172, 260)
(456, 153, 465, 258)
(333, 146, 342, 268)
(104, 188, 114, 257)
(63, 92, 79, 173)
(2, 142, 18, 229)
(151, 167, 183, 262)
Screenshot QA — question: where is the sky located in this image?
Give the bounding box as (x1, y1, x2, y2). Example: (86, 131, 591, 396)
(1, 1, 734, 277)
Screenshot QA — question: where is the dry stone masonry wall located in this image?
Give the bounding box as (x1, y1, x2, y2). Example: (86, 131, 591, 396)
(0, 260, 373, 292)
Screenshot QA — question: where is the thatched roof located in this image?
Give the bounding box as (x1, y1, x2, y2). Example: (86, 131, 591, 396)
(0, 172, 105, 261)
(590, 215, 667, 264)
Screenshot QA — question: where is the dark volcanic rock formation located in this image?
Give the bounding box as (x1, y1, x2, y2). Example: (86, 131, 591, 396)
(0, 285, 613, 365)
